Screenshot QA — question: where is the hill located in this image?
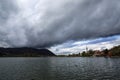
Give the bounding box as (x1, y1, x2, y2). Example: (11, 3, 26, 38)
(0, 47, 56, 57)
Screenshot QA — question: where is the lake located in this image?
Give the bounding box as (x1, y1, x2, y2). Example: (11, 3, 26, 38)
(0, 57, 120, 80)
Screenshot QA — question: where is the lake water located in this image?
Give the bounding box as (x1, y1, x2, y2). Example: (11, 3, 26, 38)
(0, 57, 120, 80)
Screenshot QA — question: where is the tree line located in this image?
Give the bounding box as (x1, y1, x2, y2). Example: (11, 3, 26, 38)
(65, 45, 120, 57)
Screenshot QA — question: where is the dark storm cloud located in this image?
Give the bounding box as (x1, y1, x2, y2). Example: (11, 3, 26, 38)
(0, 0, 18, 23)
(0, 0, 120, 48)
(0, 0, 19, 47)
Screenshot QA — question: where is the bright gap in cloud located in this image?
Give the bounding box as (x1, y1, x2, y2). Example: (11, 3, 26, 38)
(49, 35, 120, 55)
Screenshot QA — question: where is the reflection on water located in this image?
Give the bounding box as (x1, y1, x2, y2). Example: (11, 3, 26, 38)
(0, 57, 120, 80)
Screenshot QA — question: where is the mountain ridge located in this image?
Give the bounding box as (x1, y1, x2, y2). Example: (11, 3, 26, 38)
(0, 47, 56, 57)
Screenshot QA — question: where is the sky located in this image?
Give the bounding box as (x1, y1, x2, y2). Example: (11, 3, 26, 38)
(0, 0, 120, 54)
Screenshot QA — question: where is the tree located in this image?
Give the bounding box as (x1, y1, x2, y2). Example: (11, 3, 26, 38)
(88, 49, 94, 56)
(103, 49, 109, 56)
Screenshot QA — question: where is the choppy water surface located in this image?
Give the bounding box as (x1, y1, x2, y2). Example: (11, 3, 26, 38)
(0, 57, 120, 80)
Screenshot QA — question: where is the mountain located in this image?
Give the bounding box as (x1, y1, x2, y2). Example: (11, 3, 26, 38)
(0, 47, 56, 57)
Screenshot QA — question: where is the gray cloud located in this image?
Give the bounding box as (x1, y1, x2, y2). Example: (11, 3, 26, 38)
(0, 0, 120, 48)
(0, 0, 18, 23)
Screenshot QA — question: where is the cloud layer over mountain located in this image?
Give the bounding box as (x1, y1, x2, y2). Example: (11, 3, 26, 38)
(0, 0, 120, 48)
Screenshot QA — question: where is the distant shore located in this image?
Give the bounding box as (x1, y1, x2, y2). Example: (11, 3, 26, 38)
(0, 45, 119, 57)
(58, 45, 120, 57)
